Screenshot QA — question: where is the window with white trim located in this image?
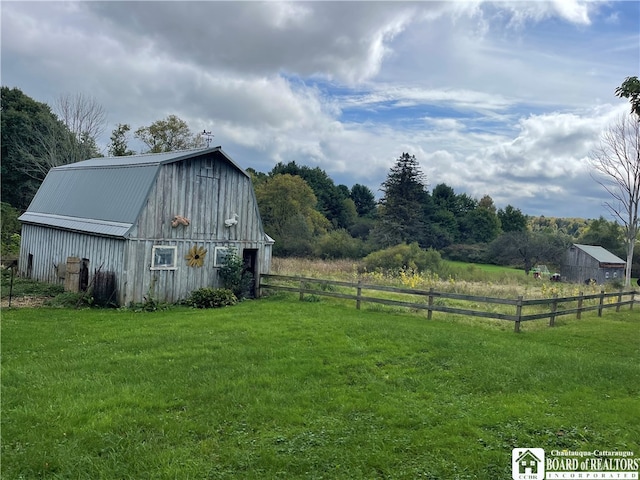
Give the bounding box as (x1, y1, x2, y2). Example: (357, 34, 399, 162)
(151, 246, 177, 270)
(214, 247, 230, 267)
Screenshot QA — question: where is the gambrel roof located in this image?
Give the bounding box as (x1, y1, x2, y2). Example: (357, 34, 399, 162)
(19, 147, 248, 237)
(572, 244, 625, 265)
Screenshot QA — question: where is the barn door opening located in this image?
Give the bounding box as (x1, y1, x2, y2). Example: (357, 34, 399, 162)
(242, 249, 258, 298)
(27, 254, 33, 279)
(79, 258, 90, 292)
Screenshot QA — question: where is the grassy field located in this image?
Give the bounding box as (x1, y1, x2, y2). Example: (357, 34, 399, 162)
(2, 295, 639, 479)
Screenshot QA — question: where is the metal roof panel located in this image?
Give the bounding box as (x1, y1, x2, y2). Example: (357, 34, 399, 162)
(26, 165, 159, 224)
(63, 148, 210, 168)
(21, 147, 250, 235)
(19, 213, 132, 237)
(573, 244, 625, 264)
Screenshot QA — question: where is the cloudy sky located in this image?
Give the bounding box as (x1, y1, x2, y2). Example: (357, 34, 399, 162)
(2, 1, 638, 219)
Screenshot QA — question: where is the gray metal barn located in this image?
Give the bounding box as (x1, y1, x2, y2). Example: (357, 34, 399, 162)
(561, 244, 625, 285)
(18, 147, 273, 305)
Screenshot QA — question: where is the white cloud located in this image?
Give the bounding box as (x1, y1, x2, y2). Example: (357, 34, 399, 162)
(1, 0, 637, 220)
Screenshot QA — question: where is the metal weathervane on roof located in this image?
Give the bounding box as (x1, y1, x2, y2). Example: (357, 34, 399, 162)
(202, 130, 214, 147)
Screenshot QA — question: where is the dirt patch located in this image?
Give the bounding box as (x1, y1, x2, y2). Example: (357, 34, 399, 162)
(1, 296, 50, 309)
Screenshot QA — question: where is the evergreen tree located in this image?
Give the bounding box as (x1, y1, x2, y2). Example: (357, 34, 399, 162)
(350, 183, 377, 217)
(373, 153, 430, 247)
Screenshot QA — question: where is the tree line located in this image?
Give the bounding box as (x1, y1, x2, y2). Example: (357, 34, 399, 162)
(247, 153, 635, 277)
(2, 85, 638, 279)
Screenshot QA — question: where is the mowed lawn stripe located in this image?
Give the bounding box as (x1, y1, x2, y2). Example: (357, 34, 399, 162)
(2, 296, 639, 479)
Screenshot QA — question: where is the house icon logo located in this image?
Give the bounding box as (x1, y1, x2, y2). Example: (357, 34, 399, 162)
(512, 448, 545, 480)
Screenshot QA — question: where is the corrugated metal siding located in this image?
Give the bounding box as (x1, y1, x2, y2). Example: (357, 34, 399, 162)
(18, 224, 125, 287)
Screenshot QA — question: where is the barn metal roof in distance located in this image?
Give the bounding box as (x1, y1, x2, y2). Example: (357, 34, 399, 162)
(19, 147, 244, 237)
(573, 244, 626, 265)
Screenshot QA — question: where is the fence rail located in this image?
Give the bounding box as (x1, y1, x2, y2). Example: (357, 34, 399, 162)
(259, 274, 636, 332)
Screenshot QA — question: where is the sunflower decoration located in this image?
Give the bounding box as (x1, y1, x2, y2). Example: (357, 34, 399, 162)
(185, 245, 207, 268)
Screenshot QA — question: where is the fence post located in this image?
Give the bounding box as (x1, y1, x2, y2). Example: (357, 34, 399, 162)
(576, 291, 583, 320)
(299, 278, 304, 301)
(598, 290, 605, 317)
(514, 295, 523, 333)
(356, 280, 362, 310)
(549, 294, 558, 327)
(616, 291, 622, 313)
(427, 288, 434, 320)
(631, 291, 635, 310)
(8, 264, 15, 308)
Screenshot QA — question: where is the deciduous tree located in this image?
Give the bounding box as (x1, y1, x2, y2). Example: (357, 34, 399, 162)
(488, 231, 571, 274)
(615, 76, 640, 117)
(1, 87, 77, 209)
(54, 92, 105, 162)
(270, 161, 353, 229)
(498, 205, 528, 233)
(589, 112, 640, 287)
(135, 115, 205, 153)
(459, 206, 501, 243)
(254, 174, 330, 256)
(108, 123, 136, 156)
(577, 216, 625, 256)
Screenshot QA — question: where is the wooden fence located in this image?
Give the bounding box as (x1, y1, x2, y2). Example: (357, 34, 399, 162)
(259, 274, 637, 333)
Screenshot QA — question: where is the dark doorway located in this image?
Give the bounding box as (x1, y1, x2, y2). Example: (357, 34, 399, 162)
(27, 254, 33, 279)
(242, 249, 258, 298)
(80, 258, 90, 292)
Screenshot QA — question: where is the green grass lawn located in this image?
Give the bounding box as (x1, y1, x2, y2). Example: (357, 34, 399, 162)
(2, 296, 639, 479)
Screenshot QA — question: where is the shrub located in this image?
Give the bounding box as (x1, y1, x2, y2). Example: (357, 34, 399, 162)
(218, 247, 253, 299)
(442, 243, 489, 263)
(609, 278, 625, 290)
(313, 229, 366, 259)
(186, 288, 237, 308)
(363, 242, 442, 274)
